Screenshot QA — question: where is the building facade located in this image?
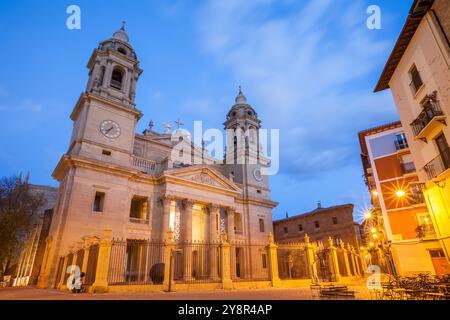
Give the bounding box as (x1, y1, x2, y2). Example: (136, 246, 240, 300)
(359, 122, 450, 275)
(273, 203, 361, 250)
(375, 0, 450, 270)
(37, 25, 278, 289)
(12, 183, 57, 287)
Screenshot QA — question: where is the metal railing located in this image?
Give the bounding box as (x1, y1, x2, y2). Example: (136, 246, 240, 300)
(108, 239, 165, 286)
(395, 140, 409, 151)
(416, 224, 437, 239)
(277, 244, 308, 280)
(230, 242, 270, 282)
(400, 162, 416, 175)
(424, 147, 450, 179)
(411, 101, 445, 136)
(84, 244, 99, 285)
(132, 156, 157, 174)
(173, 241, 221, 284)
(410, 183, 426, 204)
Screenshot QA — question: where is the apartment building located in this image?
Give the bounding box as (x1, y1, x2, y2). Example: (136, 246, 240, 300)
(359, 122, 450, 275)
(375, 0, 450, 271)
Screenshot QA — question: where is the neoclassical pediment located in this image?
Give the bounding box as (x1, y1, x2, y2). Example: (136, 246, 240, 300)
(163, 165, 241, 193)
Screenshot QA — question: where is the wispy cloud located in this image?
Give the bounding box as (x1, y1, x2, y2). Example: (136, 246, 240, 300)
(197, 0, 396, 179)
(0, 99, 43, 113)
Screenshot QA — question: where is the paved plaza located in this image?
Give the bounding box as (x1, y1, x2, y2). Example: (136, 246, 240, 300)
(0, 283, 372, 300)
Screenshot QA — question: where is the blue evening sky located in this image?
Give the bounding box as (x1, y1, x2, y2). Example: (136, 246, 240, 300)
(0, 0, 412, 222)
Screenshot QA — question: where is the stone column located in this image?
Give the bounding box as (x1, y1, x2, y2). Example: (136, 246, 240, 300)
(352, 246, 362, 276)
(209, 204, 219, 242)
(37, 237, 53, 289)
(227, 207, 235, 242)
(304, 234, 317, 283)
(182, 199, 194, 242)
(267, 233, 281, 287)
(220, 232, 233, 289)
(90, 229, 112, 293)
(347, 243, 357, 276)
(327, 237, 341, 283)
(81, 237, 92, 274)
(340, 240, 351, 277)
(163, 231, 176, 292)
(209, 204, 219, 281)
(160, 195, 173, 242)
(103, 60, 113, 89)
(182, 199, 195, 280)
(359, 248, 368, 274)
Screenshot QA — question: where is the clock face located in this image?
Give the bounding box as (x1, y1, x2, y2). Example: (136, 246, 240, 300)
(100, 120, 121, 139)
(253, 168, 263, 182)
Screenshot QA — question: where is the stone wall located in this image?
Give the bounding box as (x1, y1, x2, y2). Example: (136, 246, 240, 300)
(433, 0, 450, 44)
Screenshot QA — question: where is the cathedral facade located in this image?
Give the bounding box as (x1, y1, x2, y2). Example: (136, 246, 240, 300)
(37, 25, 277, 289)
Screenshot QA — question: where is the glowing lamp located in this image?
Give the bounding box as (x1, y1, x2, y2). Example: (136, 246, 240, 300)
(396, 190, 406, 198)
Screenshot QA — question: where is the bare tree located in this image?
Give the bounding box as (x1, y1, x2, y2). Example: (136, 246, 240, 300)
(0, 175, 46, 278)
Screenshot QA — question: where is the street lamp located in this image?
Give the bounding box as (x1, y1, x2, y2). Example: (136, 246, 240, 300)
(364, 210, 372, 220)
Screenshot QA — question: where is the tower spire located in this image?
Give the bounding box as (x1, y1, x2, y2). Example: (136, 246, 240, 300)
(121, 20, 126, 30)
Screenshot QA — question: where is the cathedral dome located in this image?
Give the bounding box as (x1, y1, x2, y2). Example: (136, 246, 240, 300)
(235, 86, 248, 104)
(112, 22, 129, 43)
(226, 87, 260, 123)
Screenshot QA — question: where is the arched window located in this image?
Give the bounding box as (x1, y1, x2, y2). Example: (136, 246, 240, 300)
(110, 68, 124, 90)
(117, 47, 127, 55)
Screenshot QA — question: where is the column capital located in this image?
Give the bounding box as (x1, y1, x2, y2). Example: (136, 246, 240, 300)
(339, 239, 345, 250)
(226, 206, 236, 213)
(159, 194, 176, 205)
(208, 203, 220, 211)
(182, 198, 195, 208)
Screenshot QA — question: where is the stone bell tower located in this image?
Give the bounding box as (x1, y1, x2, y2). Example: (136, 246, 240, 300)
(223, 87, 269, 197)
(67, 22, 143, 167)
(86, 22, 142, 107)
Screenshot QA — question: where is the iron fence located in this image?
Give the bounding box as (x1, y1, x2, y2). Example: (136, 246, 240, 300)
(336, 248, 349, 276)
(173, 241, 221, 284)
(230, 242, 270, 282)
(107, 239, 165, 286)
(276, 243, 308, 279)
(84, 244, 98, 285)
(54, 257, 64, 288)
(63, 253, 74, 284)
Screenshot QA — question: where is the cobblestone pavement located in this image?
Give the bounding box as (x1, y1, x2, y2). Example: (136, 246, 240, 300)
(0, 282, 372, 300)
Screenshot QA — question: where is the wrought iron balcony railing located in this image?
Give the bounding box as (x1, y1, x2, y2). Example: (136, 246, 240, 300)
(424, 147, 450, 179)
(395, 140, 409, 151)
(411, 101, 445, 137)
(400, 162, 416, 175)
(409, 183, 426, 204)
(416, 224, 436, 239)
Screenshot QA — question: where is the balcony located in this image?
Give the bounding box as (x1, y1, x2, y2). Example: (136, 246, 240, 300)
(395, 139, 409, 151)
(132, 156, 156, 174)
(424, 147, 450, 179)
(416, 224, 436, 239)
(410, 101, 447, 142)
(129, 217, 150, 225)
(400, 162, 416, 175)
(409, 183, 426, 204)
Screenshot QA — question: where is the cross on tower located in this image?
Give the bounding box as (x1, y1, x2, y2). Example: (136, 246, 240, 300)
(175, 119, 184, 129)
